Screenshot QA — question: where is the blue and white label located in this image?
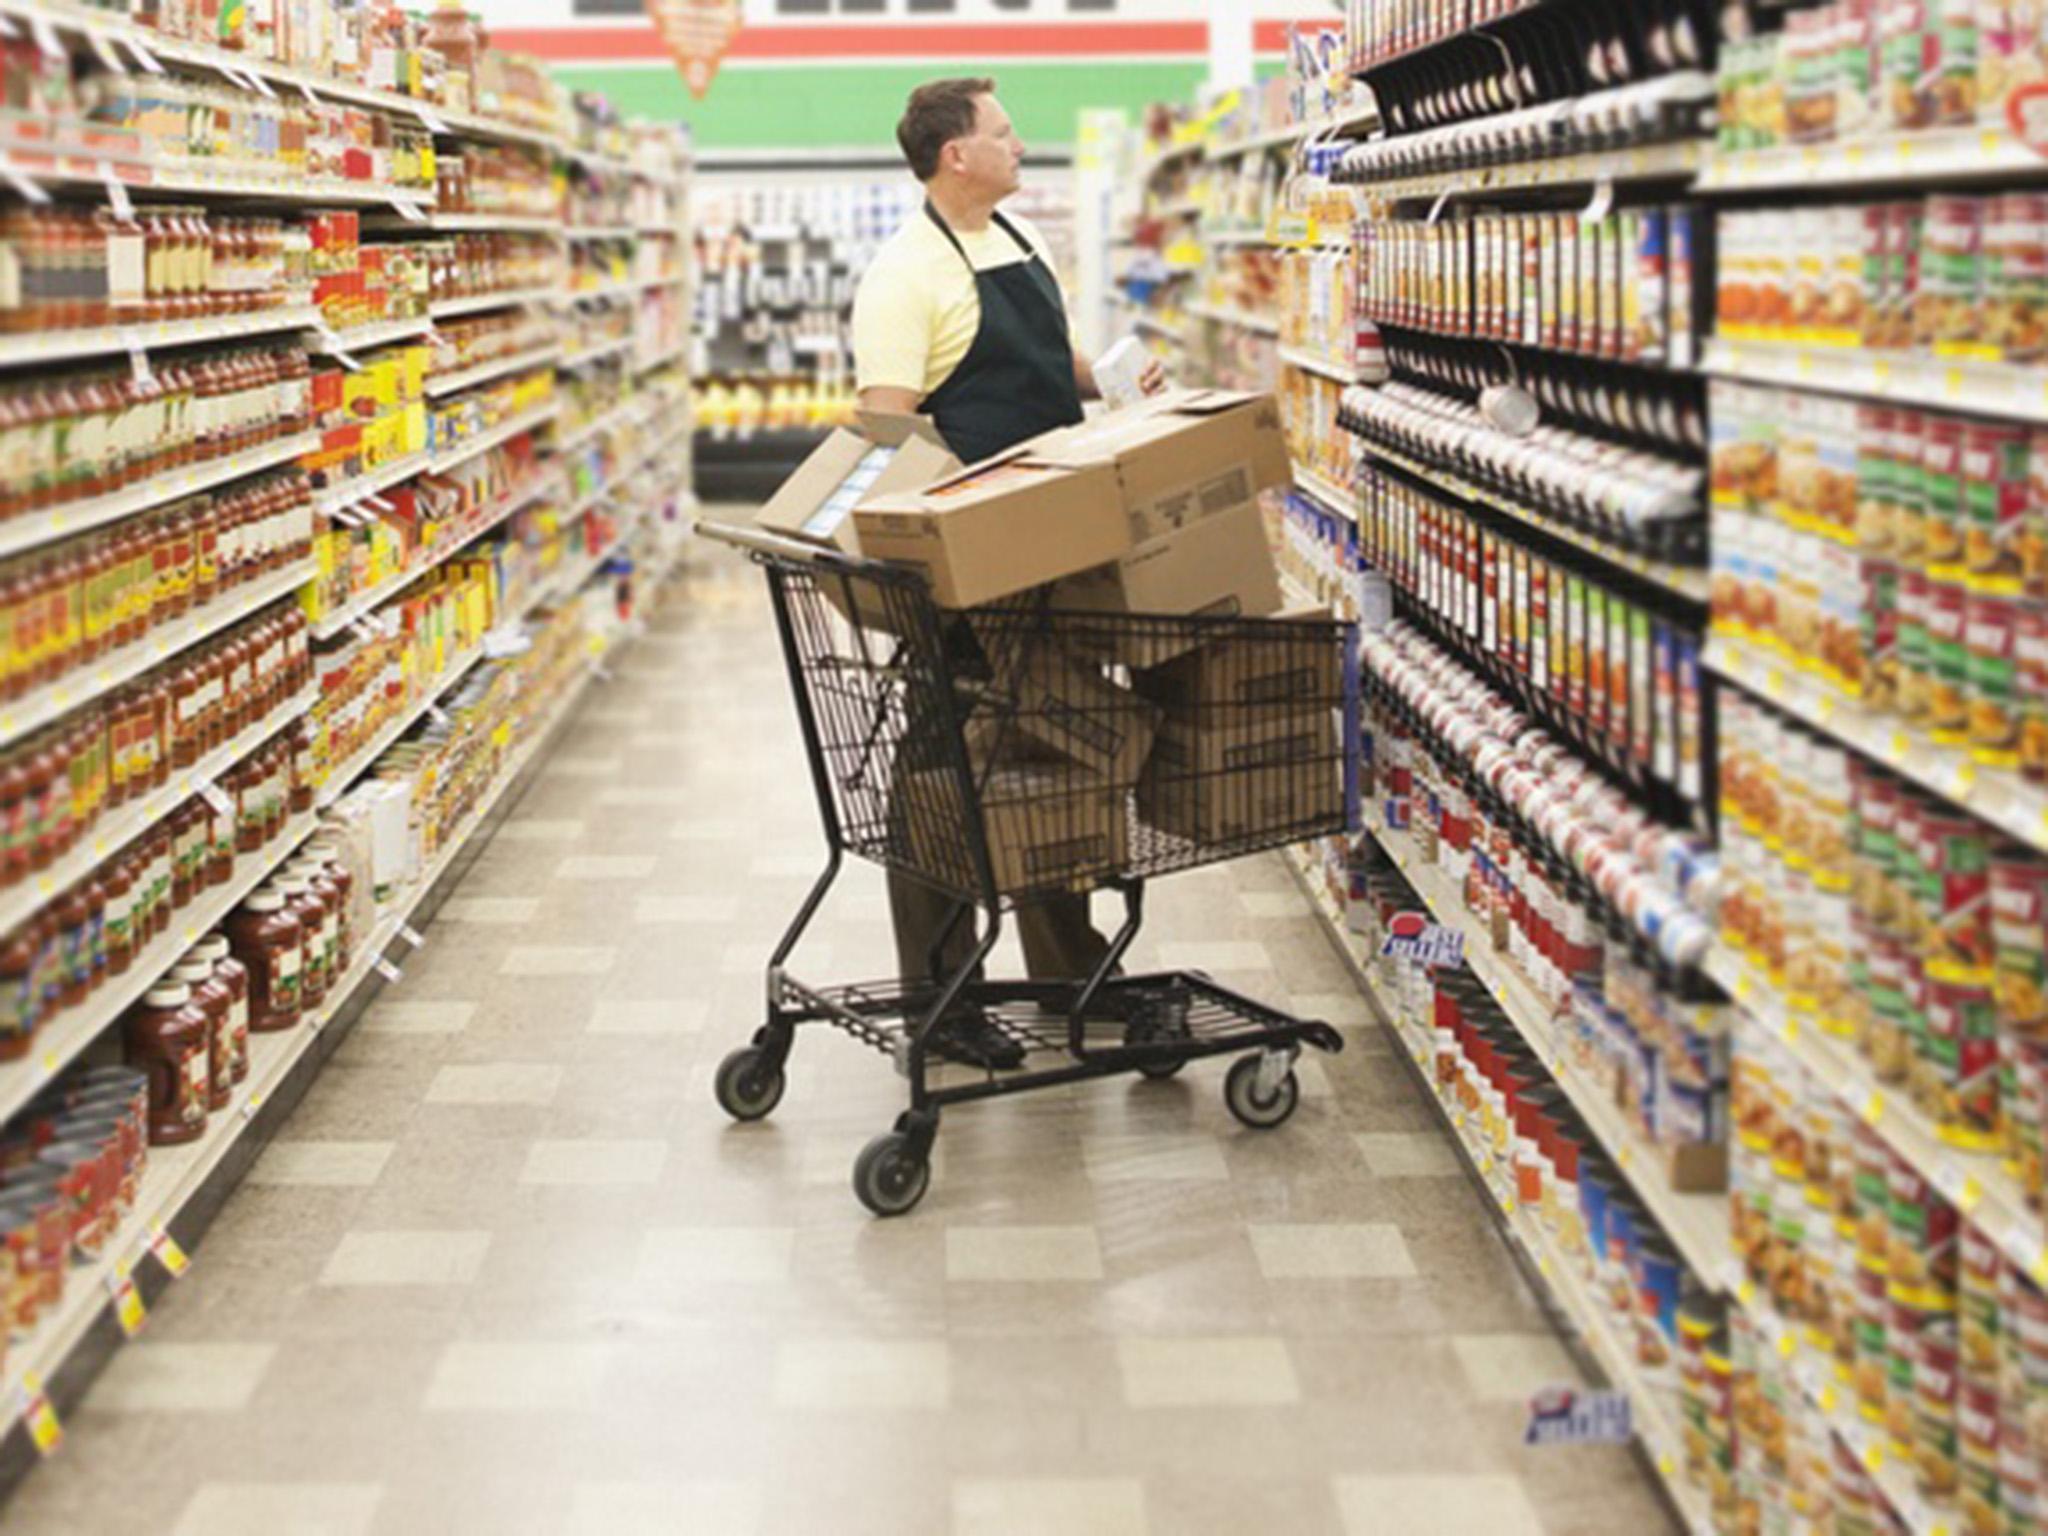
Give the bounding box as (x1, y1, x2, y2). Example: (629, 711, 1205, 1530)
(1524, 1387, 1632, 1447)
(1377, 911, 1465, 970)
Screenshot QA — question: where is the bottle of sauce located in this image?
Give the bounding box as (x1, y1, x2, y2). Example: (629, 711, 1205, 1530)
(101, 859, 135, 978)
(0, 920, 37, 1059)
(193, 933, 248, 1085)
(227, 887, 301, 1032)
(122, 982, 209, 1145)
(276, 872, 327, 1012)
(169, 956, 233, 1113)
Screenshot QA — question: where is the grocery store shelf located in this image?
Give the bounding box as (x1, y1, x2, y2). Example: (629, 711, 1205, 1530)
(1349, 138, 1704, 204)
(1283, 847, 1716, 1536)
(315, 644, 489, 809)
(309, 470, 562, 640)
(1132, 313, 1186, 346)
(1706, 632, 2048, 856)
(1293, 468, 1355, 519)
(309, 317, 433, 354)
(0, 804, 320, 1145)
(1186, 303, 1279, 335)
(633, 338, 690, 374)
(428, 401, 562, 477)
(560, 336, 633, 371)
(557, 387, 679, 457)
(0, 559, 313, 754)
(428, 287, 562, 321)
(1139, 139, 1203, 183)
(564, 225, 635, 241)
(0, 431, 321, 563)
(560, 279, 640, 306)
(1704, 337, 2048, 426)
(1365, 809, 1734, 1279)
(635, 222, 681, 237)
(1357, 440, 1711, 604)
(1154, 199, 1203, 220)
(1701, 124, 2048, 193)
(0, 144, 433, 210)
(1707, 937, 2048, 1296)
(312, 449, 433, 518)
(1278, 344, 1353, 384)
(0, 306, 321, 371)
(424, 343, 562, 399)
(364, 212, 561, 235)
(0, 683, 317, 974)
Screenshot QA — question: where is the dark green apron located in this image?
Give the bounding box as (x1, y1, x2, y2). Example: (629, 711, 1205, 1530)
(916, 202, 1085, 465)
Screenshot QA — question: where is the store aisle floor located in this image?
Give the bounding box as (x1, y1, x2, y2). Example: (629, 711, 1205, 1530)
(2, 532, 1677, 1536)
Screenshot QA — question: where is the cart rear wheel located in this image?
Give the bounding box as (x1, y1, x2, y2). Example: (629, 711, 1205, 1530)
(1135, 1056, 1187, 1081)
(714, 1046, 785, 1122)
(852, 1132, 930, 1217)
(1224, 1055, 1299, 1129)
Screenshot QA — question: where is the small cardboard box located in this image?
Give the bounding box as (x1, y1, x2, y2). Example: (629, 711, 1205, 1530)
(1135, 605, 1341, 716)
(1032, 388, 1293, 544)
(1052, 501, 1285, 667)
(964, 630, 1161, 786)
(855, 450, 1130, 610)
(1137, 707, 1341, 844)
(908, 766, 1130, 894)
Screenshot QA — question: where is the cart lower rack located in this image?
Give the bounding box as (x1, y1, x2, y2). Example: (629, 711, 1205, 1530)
(697, 519, 1360, 1215)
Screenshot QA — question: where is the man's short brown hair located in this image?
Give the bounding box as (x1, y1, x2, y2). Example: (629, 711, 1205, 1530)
(896, 77, 995, 181)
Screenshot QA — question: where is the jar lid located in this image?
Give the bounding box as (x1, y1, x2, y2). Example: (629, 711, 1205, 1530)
(144, 982, 193, 1007)
(244, 890, 285, 913)
(195, 934, 229, 960)
(170, 959, 211, 982)
(279, 875, 310, 895)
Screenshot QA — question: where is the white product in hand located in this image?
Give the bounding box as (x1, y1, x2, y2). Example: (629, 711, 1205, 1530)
(1093, 336, 1151, 410)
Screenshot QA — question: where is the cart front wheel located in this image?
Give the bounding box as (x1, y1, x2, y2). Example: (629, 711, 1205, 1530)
(1224, 1055, 1299, 1129)
(853, 1132, 930, 1217)
(714, 1046, 785, 1123)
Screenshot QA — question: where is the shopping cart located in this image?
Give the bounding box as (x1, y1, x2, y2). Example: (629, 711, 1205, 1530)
(696, 521, 1360, 1215)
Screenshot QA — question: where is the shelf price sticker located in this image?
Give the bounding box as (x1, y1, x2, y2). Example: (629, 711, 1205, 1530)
(105, 1262, 146, 1339)
(18, 1371, 61, 1457)
(149, 1223, 190, 1278)
(1933, 1162, 1984, 1214)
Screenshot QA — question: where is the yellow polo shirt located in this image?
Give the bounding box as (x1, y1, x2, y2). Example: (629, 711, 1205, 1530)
(851, 207, 1063, 398)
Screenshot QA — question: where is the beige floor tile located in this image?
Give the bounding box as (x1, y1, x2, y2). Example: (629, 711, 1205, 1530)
(669, 817, 752, 841)
(90, 1342, 278, 1412)
(248, 1140, 395, 1187)
(541, 756, 621, 779)
(772, 1339, 949, 1410)
(359, 1000, 475, 1036)
(422, 1340, 614, 1412)
(1238, 891, 1308, 918)
(1083, 1133, 1230, 1183)
(1354, 1132, 1462, 1179)
(632, 894, 741, 924)
(438, 896, 542, 925)
(495, 818, 587, 843)
(1449, 1334, 1582, 1404)
(1248, 1224, 1417, 1280)
(945, 1226, 1104, 1282)
(500, 946, 617, 977)
(587, 998, 709, 1035)
(425, 1063, 563, 1106)
(597, 786, 695, 806)
(318, 1230, 492, 1287)
(1116, 1337, 1299, 1407)
(953, 1479, 1147, 1536)
(562, 1480, 763, 1536)
(172, 1482, 382, 1536)
(519, 1139, 668, 1186)
(1156, 941, 1274, 971)
(1333, 1474, 1545, 1536)
(555, 854, 659, 881)
(636, 1227, 794, 1283)
(749, 852, 828, 878)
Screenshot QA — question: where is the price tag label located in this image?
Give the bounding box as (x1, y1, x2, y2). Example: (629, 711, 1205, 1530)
(195, 780, 233, 818)
(1, 165, 50, 205)
(85, 28, 127, 74)
(1863, 1089, 1885, 1124)
(1888, 731, 1910, 765)
(19, 1373, 61, 1457)
(123, 35, 163, 73)
(241, 1091, 262, 1121)
(119, 331, 153, 387)
(106, 1267, 146, 1338)
(1947, 760, 1977, 799)
(97, 163, 133, 221)
(415, 107, 451, 135)
(372, 956, 403, 984)
(27, 14, 63, 60)
(396, 924, 425, 950)
(149, 1224, 190, 1277)
(1782, 1016, 1800, 1043)
(389, 199, 428, 224)
(1863, 1442, 1885, 1472)
(241, 69, 277, 100)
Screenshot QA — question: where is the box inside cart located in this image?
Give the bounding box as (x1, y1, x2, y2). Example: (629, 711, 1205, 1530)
(1051, 502, 1285, 665)
(1137, 708, 1342, 845)
(963, 627, 1162, 786)
(1134, 604, 1341, 713)
(905, 765, 1130, 895)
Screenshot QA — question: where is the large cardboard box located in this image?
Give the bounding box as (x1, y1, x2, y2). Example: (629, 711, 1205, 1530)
(1052, 501, 1285, 667)
(854, 449, 1130, 609)
(748, 416, 960, 630)
(1031, 388, 1293, 545)
(1136, 707, 1341, 844)
(907, 766, 1130, 894)
(1135, 605, 1342, 716)
(964, 630, 1161, 785)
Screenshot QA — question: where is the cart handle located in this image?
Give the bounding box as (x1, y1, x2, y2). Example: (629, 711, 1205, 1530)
(695, 518, 895, 575)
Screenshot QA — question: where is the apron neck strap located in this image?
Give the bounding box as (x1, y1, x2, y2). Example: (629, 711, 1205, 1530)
(923, 200, 1036, 270)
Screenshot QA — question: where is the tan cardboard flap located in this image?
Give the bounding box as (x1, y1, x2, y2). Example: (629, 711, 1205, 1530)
(752, 429, 878, 542)
(1136, 606, 1341, 714)
(854, 408, 950, 449)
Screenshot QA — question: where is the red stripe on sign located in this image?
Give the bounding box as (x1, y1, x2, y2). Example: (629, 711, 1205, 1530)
(489, 19, 1293, 61)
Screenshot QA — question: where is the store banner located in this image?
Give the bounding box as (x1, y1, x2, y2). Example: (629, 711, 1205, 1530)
(646, 0, 742, 97)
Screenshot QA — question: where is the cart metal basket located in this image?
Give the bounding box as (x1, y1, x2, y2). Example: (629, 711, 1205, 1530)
(697, 520, 1360, 1215)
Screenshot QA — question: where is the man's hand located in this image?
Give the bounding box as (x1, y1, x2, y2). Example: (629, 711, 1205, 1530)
(1139, 357, 1167, 396)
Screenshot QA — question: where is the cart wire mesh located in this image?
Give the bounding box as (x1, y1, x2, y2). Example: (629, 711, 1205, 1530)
(763, 542, 1361, 908)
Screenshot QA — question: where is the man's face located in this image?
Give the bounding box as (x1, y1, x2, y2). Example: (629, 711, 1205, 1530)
(951, 94, 1024, 198)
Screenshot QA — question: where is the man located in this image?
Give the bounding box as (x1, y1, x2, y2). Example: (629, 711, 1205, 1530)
(852, 77, 1163, 1069)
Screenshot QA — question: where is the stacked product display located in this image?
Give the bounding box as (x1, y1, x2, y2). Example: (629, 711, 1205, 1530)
(0, 2, 694, 1462)
(1138, 0, 2048, 1528)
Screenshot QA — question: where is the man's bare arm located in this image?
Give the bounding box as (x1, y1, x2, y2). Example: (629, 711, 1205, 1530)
(1072, 353, 1100, 401)
(859, 386, 922, 416)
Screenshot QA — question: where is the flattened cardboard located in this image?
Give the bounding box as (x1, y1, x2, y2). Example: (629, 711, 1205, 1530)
(854, 453, 1129, 610)
(1136, 707, 1341, 844)
(1052, 501, 1285, 666)
(965, 631, 1161, 785)
(1033, 388, 1292, 544)
(1135, 605, 1341, 716)
(908, 766, 1129, 895)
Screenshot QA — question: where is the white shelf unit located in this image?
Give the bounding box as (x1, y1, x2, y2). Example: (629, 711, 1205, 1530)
(423, 344, 562, 400)
(310, 317, 434, 354)
(1293, 469, 1356, 519)
(0, 306, 322, 370)
(428, 287, 564, 321)
(1700, 125, 2048, 193)
(1186, 302, 1279, 335)
(1278, 345, 1354, 385)
(1705, 337, 2048, 427)
(1349, 139, 1704, 205)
